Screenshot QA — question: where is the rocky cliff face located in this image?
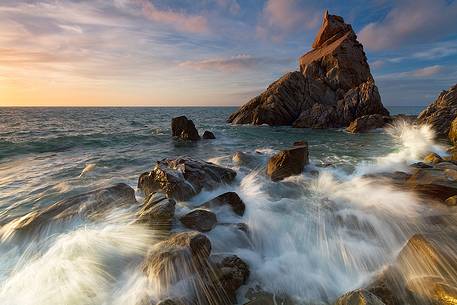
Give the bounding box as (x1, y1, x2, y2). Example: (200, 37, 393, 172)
(417, 83, 457, 137)
(227, 11, 389, 128)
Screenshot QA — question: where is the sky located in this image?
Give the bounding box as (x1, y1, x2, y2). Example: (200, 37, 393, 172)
(0, 0, 456, 107)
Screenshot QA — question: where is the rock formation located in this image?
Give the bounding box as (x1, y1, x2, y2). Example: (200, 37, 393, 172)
(346, 114, 391, 133)
(228, 11, 388, 128)
(136, 193, 176, 230)
(179, 208, 217, 232)
(138, 157, 237, 201)
(267, 143, 309, 181)
(202, 130, 216, 139)
(199, 192, 245, 216)
(171, 116, 200, 140)
(417, 83, 457, 137)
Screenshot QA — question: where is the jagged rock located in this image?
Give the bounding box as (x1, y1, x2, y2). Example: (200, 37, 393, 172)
(179, 209, 217, 232)
(417, 84, 457, 137)
(267, 144, 309, 181)
(198, 192, 245, 216)
(346, 114, 391, 133)
(202, 131, 216, 139)
(171, 116, 200, 141)
(406, 166, 457, 201)
(228, 11, 388, 128)
(333, 289, 385, 305)
(137, 193, 176, 230)
(423, 152, 443, 164)
(138, 157, 237, 201)
(1, 183, 137, 235)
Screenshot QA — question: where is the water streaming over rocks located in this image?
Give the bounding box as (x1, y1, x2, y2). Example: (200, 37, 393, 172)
(2, 106, 456, 305)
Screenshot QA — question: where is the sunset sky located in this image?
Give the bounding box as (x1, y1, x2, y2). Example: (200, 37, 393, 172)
(1, 0, 457, 107)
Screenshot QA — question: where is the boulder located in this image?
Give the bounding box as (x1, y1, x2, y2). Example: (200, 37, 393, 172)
(423, 152, 443, 164)
(333, 289, 385, 305)
(137, 193, 176, 230)
(2, 183, 137, 235)
(232, 151, 260, 168)
(210, 255, 250, 302)
(417, 83, 457, 137)
(346, 114, 391, 133)
(445, 195, 457, 206)
(198, 192, 246, 216)
(171, 116, 200, 141)
(179, 209, 217, 232)
(228, 11, 388, 128)
(406, 166, 457, 201)
(449, 116, 457, 144)
(267, 144, 309, 181)
(138, 157, 237, 201)
(202, 131, 216, 139)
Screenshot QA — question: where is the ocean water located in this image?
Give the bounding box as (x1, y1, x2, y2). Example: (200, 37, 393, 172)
(0, 106, 450, 305)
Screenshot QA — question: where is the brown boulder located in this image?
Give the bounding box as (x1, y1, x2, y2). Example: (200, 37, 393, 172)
(346, 114, 391, 133)
(449, 116, 457, 144)
(228, 12, 388, 128)
(138, 157, 236, 201)
(406, 166, 457, 201)
(445, 195, 457, 206)
(202, 130, 216, 139)
(171, 116, 200, 141)
(417, 83, 457, 137)
(137, 193, 176, 230)
(333, 289, 385, 305)
(198, 192, 245, 216)
(423, 152, 443, 164)
(267, 144, 309, 181)
(179, 209, 217, 232)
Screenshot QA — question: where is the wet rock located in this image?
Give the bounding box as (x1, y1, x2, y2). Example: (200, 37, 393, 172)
(244, 289, 296, 305)
(417, 83, 457, 137)
(346, 114, 391, 133)
(138, 157, 237, 201)
(202, 131, 216, 139)
(405, 276, 457, 305)
(4, 183, 137, 234)
(366, 266, 405, 305)
(199, 192, 245, 216)
(406, 167, 457, 201)
(232, 151, 260, 168)
(410, 162, 433, 169)
(334, 289, 385, 305)
(171, 116, 200, 141)
(179, 209, 217, 232)
(449, 116, 457, 144)
(445, 195, 457, 206)
(228, 11, 388, 128)
(267, 144, 309, 181)
(137, 193, 176, 230)
(210, 255, 250, 302)
(423, 152, 443, 164)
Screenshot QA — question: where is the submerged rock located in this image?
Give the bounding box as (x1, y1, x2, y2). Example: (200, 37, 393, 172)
(346, 114, 391, 133)
(417, 83, 457, 137)
(198, 192, 245, 216)
(202, 130, 216, 139)
(232, 151, 260, 168)
(179, 209, 217, 232)
(171, 116, 200, 141)
(267, 144, 309, 181)
(228, 11, 388, 128)
(333, 289, 385, 305)
(138, 157, 237, 201)
(137, 193, 176, 230)
(3, 183, 137, 234)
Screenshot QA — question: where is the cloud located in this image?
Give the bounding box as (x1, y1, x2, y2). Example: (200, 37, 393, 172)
(58, 24, 83, 34)
(179, 54, 294, 72)
(256, 0, 321, 41)
(216, 0, 240, 15)
(135, 0, 209, 34)
(358, 0, 457, 51)
(377, 65, 445, 80)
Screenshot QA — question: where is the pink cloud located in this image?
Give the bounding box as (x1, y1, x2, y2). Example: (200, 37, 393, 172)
(179, 55, 259, 72)
(256, 0, 320, 41)
(136, 0, 209, 34)
(358, 0, 457, 51)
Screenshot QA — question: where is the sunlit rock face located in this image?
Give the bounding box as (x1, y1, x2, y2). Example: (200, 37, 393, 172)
(227, 11, 388, 128)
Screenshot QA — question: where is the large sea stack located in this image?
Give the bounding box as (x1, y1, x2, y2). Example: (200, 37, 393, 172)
(227, 11, 388, 128)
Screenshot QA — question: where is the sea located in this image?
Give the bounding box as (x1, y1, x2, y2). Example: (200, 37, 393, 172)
(0, 106, 450, 305)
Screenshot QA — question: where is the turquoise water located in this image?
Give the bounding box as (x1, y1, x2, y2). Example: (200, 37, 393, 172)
(1, 106, 440, 305)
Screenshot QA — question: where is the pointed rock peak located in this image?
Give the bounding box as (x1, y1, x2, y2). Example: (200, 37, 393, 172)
(312, 11, 352, 49)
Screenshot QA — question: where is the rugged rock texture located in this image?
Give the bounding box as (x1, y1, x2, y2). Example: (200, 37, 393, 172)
(199, 192, 245, 216)
(137, 193, 176, 230)
(138, 157, 237, 201)
(449, 116, 457, 144)
(417, 84, 457, 137)
(202, 130, 216, 139)
(267, 144, 309, 181)
(333, 289, 385, 305)
(406, 164, 457, 201)
(228, 11, 388, 128)
(179, 209, 217, 232)
(423, 152, 443, 165)
(346, 114, 391, 133)
(171, 116, 200, 141)
(2, 183, 137, 235)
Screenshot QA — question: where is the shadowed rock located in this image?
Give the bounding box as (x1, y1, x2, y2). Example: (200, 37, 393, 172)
(137, 193, 176, 230)
(179, 209, 217, 232)
(202, 131, 216, 139)
(417, 84, 457, 137)
(423, 152, 443, 164)
(199, 192, 245, 216)
(406, 166, 457, 201)
(346, 114, 391, 133)
(228, 11, 388, 128)
(171, 116, 200, 141)
(333, 289, 385, 305)
(267, 144, 309, 181)
(138, 157, 237, 201)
